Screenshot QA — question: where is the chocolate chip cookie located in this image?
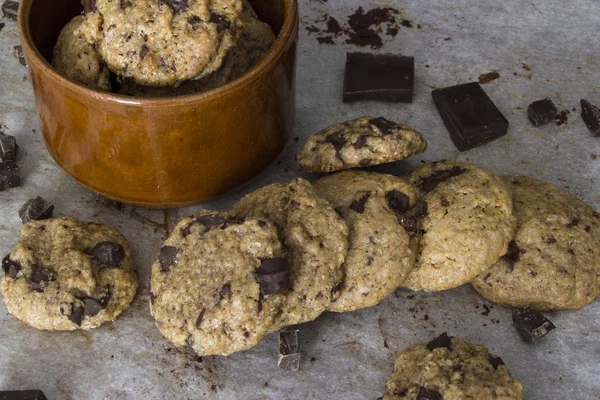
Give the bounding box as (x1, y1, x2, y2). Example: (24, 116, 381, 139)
(0, 217, 138, 331)
(81, 0, 243, 86)
(383, 333, 523, 399)
(52, 16, 111, 91)
(402, 161, 515, 291)
(150, 211, 289, 356)
(314, 171, 417, 312)
(231, 178, 349, 330)
(472, 176, 600, 311)
(296, 117, 428, 173)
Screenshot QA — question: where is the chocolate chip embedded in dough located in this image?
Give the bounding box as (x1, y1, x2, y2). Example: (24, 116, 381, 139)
(323, 132, 346, 151)
(416, 386, 441, 400)
(369, 117, 396, 135)
(417, 167, 466, 193)
(62, 304, 85, 326)
(209, 13, 231, 33)
(350, 192, 371, 213)
(255, 258, 291, 295)
(503, 240, 522, 263)
(139, 45, 149, 60)
(2, 255, 21, 279)
(399, 215, 417, 234)
(79, 295, 109, 318)
(488, 354, 505, 369)
(385, 190, 410, 214)
(215, 284, 233, 302)
(28, 265, 56, 292)
(353, 135, 368, 149)
(88, 242, 125, 269)
(158, 246, 180, 272)
(160, 0, 189, 13)
(188, 15, 201, 30)
(196, 214, 226, 233)
(426, 332, 453, 351)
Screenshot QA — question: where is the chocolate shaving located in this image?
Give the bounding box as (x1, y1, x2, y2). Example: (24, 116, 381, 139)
(503, 240, 522, 263)
(140, 45, 149, 60)
(353, 135, 368, 149)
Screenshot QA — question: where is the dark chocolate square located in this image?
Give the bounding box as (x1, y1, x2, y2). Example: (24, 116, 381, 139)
(0, 161, 20, 191)
(581, 99, 600, 137)
(1, 0, 19, 21)
(527, 99, 557, 126)
(343, 52, 414, 103)
(0, 390, 48, 400)
(0, 132, 18, 162)
(19, 196, 54, 224)
(512, 307, 556, 343)
(432, 82, 509, 151)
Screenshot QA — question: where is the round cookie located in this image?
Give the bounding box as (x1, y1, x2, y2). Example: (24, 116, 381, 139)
(150, 211, 289, 356)
(402, 160, 515, 291)
(472, 176, 600, 311)
(82, 0, 243, 86)
(296, 116, 428, 173)
(231, 178, 349, 330)
(0, 217, 138, 331)
(314, 171, 417, 312)
(383, 333, 523, 400)
(52, 16, 111, 91)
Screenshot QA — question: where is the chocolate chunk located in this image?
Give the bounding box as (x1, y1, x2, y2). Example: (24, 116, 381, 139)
(488, 354, 505, 369)
(79, 294, 109, 317)
(2, 255, 21, 279)
(426, 332, 453, 351)
(195, 310, 205, 329)
(209, 13, 231, 33)
(353, 135, 368, 149)
(416, 386, 441, 400)
(195, 214, 226, 233)
(139, 45, 149, 60)
(28, 265, 55, 292)
(512, 306, 556, 343)
(581, 99, 600, 136)
(0, 161, 20, 191)
(503, 240, 522, 263)
(527, 99, 557, 127)
(81, 0, 96, 13)
(160, 0, 188, 13)
(158, 245, 179, 272)
(324, 132, 346, 151)
(369, 117, 397, 134)
(18, 196, 54, 224)
(278, 329, 300, 371)
(418, 167, 466, 193)
(188, 15, 201, 30)
(359, 158, 372, 166)
(386, 190, 410, 214)
(88, 241, 124, 269)
(62, 303, 85, 325)
(399, 215, 418, 234)
(331, 281, 343, 296)
(0, 390, 48, 400)
(350, 192, 371, 213)
(13, 45, 26, 66)
(432, 82, 509, 151)
(1, 0, 19, 21)
(344, 52, 414, 103)
(255, 258, 291, 295)
(0, 132, 18, 163)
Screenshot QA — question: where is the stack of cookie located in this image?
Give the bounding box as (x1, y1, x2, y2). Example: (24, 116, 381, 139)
(52, 0, 276, 95)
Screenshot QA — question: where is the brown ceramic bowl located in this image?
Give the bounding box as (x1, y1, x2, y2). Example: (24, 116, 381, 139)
(18, 0, 297, 207)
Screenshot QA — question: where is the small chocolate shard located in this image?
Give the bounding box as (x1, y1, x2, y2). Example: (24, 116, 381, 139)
(139, 45, 149, 60)
(488, 354, 505, 369)
(209, 13, 231, 33)
(350, 192, 371, 213)
(503, 240, 522, 263)
(0, 131, 18, 163)
(2, 255, 21, 279)
(278, 329, 300, 371)
(416, 386, 442, 400)
(256, 258, 291, 295)
(0, 390, 48, 400)
(369, 117, 397, 135)
(581, 99, 600, 137)
(88, 241, 125, 269)
(353, 135, 368, 149)
(426, 332, 453, 351)
(28, 265, 55, 292)
(188, 15, 201, 30)
(82, 0, 96, 13)
(512, 307, 556, 343)
(386, 190, 410, 214)
(160, 0, 188, 13)
(195, 310, 205, 329)
(527, 99, 557, 127)
(18, 197, 54, 224)
(0, 160, 20, 191)
(13, 45, 26, 66)
(418, 167, 466, 193)
(158, 245, 179, 272)
(1, 0, 19, 21)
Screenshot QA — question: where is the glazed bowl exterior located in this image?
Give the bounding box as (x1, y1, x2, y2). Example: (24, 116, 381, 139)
(17, 0, 298, 207)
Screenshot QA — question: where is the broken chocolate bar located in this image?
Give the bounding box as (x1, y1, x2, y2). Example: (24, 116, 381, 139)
(527, 99, 557, 126)
(1, 0, 19, 21)
(343, 52, 414, 103)
(278, 329, 300, 371)
(581, 99, 600, 137)
(0, 132, 18, 163)
(512, 307, 556, 343)
(0, 390, 48, 400)
(0, 161, 20, 191)
(13, 45, 26, 66)
(18, 197, 54, 224)
(432, 82, 509, 151)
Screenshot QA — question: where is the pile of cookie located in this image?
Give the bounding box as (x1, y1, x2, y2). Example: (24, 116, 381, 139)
(52, 0, 275, 96)
(1, 116, 599, 398)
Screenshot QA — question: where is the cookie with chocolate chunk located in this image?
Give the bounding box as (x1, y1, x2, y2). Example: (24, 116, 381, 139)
(80, 0, 243, 86)
(52, 16, 111, 91)
(314, 171, 417, 312)
(402, 161, 515, 291)
(382, 333, 523, 400)
(296, 116, 428, 173)
(232, 178, 349, 330)
(150, 211, 288, 356)
(472, 176, 600, 311)
(0, 217, 137, 331)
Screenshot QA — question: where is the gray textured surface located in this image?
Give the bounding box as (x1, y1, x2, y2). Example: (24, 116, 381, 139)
(1, 0, 600, 399)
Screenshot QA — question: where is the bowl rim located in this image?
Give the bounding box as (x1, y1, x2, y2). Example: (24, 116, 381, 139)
(17, 0, 298, 107)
